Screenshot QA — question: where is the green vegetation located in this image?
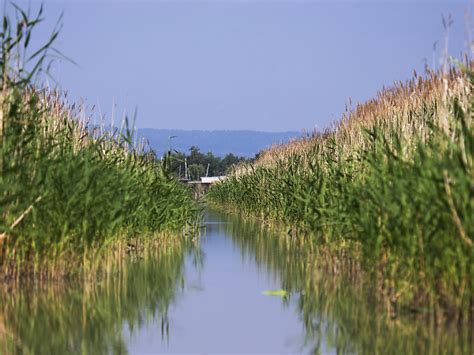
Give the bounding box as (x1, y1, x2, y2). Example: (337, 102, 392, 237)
(261, 289, 288, 297)
(0, 4, 199, 279)
(208, 67, 473, 319)
(167, 146, 249, 180)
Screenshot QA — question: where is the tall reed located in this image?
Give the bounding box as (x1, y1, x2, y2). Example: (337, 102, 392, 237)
(208, 66, 473, 319)
(0, 4, 199, 279)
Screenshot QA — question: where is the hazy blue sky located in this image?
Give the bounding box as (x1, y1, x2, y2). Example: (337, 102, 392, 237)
(7, 0, 470, 131)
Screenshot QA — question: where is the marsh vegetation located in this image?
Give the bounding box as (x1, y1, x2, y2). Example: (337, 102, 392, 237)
(208, 67, 474, 320)
(0, 4, 199, 279)
(0, 2, 472, 353)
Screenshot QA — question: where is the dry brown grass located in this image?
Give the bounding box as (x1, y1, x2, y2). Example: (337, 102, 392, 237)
(234, 67, 471, 175)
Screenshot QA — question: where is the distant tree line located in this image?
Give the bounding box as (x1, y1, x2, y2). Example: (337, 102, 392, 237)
(166, 146, 250, 180)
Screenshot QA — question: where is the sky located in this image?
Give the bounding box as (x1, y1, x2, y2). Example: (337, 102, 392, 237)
(5, 0, 470, 132)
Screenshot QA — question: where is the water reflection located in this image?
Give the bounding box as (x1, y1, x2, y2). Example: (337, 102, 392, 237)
(212, 209, 473, 354)
(0, 210, 472, 354)
(0, 238, 196, 355)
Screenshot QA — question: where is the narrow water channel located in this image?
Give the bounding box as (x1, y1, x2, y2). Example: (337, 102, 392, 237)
(1, 209, 472, 354)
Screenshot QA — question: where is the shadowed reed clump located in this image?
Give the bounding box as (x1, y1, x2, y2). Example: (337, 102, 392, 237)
(207, 66, 473, 320)
(0, 4, 199, 279)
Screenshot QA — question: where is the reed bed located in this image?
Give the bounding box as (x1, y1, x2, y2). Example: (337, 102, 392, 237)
(207, 66, 473, 319)
(0, 4, 199, 279)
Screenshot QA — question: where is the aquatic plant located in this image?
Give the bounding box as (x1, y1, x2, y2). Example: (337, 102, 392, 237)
(208, 66, 473, 319)
(0, 3, 199, 278)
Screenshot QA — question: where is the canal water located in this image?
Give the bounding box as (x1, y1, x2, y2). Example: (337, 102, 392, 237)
(1, 209, 472, 354)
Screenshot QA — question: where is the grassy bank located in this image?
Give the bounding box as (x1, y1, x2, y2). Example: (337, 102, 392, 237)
(207, 67, 473, 320)
(0, 5, 199, 279)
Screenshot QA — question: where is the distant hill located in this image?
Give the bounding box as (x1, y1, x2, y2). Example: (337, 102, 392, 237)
(138, 129, 302, 157)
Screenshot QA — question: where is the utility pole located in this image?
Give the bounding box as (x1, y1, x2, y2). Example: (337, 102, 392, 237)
(184, 158, 188, 180)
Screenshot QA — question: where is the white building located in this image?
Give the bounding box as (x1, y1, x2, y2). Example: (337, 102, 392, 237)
(200, 176, 226, 184)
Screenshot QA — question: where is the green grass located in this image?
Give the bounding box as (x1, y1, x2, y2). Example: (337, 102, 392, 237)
(0, 4, 200, 279)
(207, 67, 473, 319)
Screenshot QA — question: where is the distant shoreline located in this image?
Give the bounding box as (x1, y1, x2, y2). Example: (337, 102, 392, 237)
(138, 128, 303, 157)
